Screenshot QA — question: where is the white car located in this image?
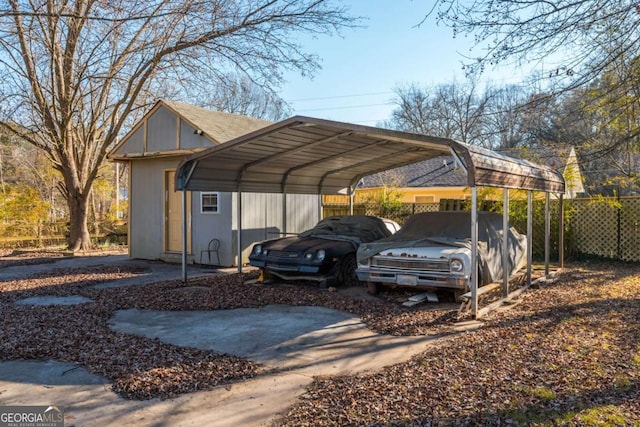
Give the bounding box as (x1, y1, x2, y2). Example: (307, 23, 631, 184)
(356, 211, 527, 300)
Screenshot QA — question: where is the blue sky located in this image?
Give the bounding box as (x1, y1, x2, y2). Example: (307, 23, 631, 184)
(279, 1, 533, 125)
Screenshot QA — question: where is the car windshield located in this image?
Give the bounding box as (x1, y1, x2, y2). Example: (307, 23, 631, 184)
(394, 212, 475, 240)
(299, 215, 391, 243)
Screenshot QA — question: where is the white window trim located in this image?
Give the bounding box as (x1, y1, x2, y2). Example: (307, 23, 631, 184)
(201, 191, 220, 214)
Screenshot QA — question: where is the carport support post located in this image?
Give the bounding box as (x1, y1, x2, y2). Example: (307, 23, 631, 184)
(527, 191, 533, 287)
(471, 186, 479, 318)
(559, 194, 565, 268)
(181, 190, 188, 283)
(282, 191, 287, 235)
(349, 190, 354, 215)
(237, 189, 243, 273)
(502, 189, 509, 298)
(545, 192, 551, 277)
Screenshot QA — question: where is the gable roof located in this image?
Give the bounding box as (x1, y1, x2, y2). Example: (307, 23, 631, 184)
(161, 100, 271, 144)
(359, 156, 467, 189)
(108, 100, 271, 159)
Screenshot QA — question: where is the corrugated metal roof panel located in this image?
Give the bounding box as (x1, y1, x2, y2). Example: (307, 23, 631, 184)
(177, 116, 565, 194)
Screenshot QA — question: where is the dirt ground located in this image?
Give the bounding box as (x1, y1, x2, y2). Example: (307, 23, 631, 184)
(0, 249, 466, 426)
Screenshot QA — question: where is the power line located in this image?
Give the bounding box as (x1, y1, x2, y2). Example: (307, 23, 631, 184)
(349, 118, 389, 125)
(285, 91, 394, 103)
(294, 102, 394, 112)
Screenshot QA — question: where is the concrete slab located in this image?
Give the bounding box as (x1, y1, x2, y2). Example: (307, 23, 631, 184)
(108, 305, 442, 377)
(0, 360, 310, 427)
(1, 305, 444, 426)
(0, 254, 224, 285)
(15, 295, 94, 306)
(0, 360, 108, 386)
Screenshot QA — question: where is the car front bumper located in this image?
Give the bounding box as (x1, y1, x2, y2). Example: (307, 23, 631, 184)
(356, 268, 468, 290)
(249, 258, 339, 284)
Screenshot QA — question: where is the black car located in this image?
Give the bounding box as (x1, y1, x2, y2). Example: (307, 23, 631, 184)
(249, 215, 397, 287)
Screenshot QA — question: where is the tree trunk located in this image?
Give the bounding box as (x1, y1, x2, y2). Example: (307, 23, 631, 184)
(67, 191, 93, 251)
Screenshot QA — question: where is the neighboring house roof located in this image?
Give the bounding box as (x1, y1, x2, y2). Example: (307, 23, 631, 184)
(359, 156, 467, 189)
(359, 147, 584, 197)
(108, 100, 271, 159)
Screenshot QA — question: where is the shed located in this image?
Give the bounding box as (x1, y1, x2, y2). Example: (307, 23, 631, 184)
(107, 100, 321, 266)
(176, 116, 565, 317)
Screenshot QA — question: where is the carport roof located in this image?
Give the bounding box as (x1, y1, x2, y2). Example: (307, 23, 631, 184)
(176, 116, 565, 194)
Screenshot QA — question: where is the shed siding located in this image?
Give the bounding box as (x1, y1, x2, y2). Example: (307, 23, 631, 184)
(286, 194, 321, 231)
(147, 106, 178, 152)
(114, 125, 145, 156)
(129, 158, 173, 259)
(191, 191, 233, 266)
(180, 119, 214, 150)
(231, 192, 319, 264)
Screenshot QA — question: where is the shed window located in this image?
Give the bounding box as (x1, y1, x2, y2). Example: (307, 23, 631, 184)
(201, 192, 219, 214)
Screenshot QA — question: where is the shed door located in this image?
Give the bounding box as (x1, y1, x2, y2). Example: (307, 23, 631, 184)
(164, 170, 191, 252)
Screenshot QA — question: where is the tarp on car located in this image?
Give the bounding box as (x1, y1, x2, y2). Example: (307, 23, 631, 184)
(299, 215, 392, 249)
(357, 211, 527, 284)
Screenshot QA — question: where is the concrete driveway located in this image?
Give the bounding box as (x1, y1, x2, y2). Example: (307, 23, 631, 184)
(0, 254, 456, 426)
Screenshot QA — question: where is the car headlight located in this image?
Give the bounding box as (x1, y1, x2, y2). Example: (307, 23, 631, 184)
(450, 259, 464, 273)
(252, 244, 263, 255)
(304, 252, 314, 260)
(315, 249, 326, 261)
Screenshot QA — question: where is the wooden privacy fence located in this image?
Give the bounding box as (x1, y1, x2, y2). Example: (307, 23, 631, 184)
(322, 196, 640, 262)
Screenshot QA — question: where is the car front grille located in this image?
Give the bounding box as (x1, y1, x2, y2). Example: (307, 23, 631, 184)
(371, 257, 449, 272)
(267, 250, 300, 260)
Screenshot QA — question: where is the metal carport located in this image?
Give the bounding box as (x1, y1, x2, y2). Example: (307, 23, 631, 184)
(176, 116, 565, 317)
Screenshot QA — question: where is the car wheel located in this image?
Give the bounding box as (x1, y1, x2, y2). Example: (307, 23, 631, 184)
(338, 254, 359, 287)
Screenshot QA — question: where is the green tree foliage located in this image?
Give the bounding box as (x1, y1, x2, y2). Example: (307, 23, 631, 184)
(1, 126, 66, 221)
(0, 184, 50, 239)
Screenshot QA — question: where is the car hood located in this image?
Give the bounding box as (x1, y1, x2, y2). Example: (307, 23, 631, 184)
(264, 236, 355, 252)
(366, 242, 471, 259)
(358, 236, 474, 263)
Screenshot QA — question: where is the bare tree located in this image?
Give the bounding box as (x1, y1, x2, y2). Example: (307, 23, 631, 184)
(482, 84, 539, 150)
(432, 80, 491, 146)
(385, 83, 434, 135)
(0, 0, 356, 250)
(387, 80, 491, 146)
(428, 1, 640, 90)
(203, 73, 292, 121)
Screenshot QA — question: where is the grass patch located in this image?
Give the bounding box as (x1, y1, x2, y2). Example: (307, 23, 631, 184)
(572, 405, 630, 426)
